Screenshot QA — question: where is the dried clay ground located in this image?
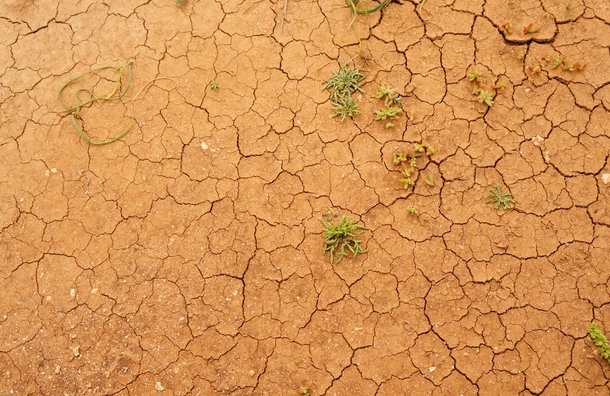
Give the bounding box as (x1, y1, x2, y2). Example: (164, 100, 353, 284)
(3, 0, 610, 395)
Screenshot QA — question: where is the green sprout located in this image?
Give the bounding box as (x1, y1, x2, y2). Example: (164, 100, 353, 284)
(399, 177, 414, 189)
(376, 84, 402, 106)
(323, 62, 365, 102)
(300, 385, 311, 394)
(405, 207, 419, 215)
(588, 322, 610, 365)
(320, 214, 368, 265)
(424, 175, 435, 187)
(375, 106, 402, 121)
(467, 70, 483, 83)
(486, 184, 515, 210)
(473, 87, 494, 107)
(209, 80, 219, 90)
(176, 0, 185, 4)
(331, 95, 361, 122)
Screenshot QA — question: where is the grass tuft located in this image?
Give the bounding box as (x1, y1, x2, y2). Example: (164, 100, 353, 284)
(320, 214, 368, 265)
(486, 184, 514, 210)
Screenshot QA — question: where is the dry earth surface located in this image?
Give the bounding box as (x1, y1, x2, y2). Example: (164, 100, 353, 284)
(2, 0, 610, 394)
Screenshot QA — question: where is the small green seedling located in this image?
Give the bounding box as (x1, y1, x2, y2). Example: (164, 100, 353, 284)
(320, 214, 368, 265)
(176, 0, 185, 4)
(523, 23, 538, 35)
(527, 63, 542, 75)
(550, 55, 566, 68)
(588, 322, 610, 365)
(375, 106, 402, 121)
(501, 22, 513, 33)
(490, 80, 505, 90)
(473, 87, 494, 107)
(467, 70, 483, 84)
(399, 177, 414, 189)
(424, 175, 435, 187)
(376, 84, 402, 106)
(300, 385, 311, 394)
(510, 47, 525, 61)
(331, 95, 361, 121)
(323, 62, 365, 102)
(393, 153, 409, 165)
(405, 207, 419, 215)
(561, 61, 586, 72)
(209, 80, 219, 90)
(486, 184, 514, 210)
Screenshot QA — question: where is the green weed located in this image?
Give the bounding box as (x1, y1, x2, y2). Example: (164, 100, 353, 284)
(473, 87, 494, 107)
(405, 207, 419, 215)
(467, 70, 483, 84)
(320, 214, 368, 265)
(209, 80, 219, 90)
(486, 184, 514, 210)
(588, 322, 610, 365)
(323, 62, 366, 121)
(375, 106, 402, 121)
(323, 62, 365, 102)
(331, 95, 362, 121)
(376, 84, 401, 106)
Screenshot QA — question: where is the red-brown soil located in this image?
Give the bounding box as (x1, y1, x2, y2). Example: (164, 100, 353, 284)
(2, 0, 610, 394)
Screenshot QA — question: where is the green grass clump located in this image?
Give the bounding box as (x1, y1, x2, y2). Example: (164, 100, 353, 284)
(486, 184, 514, 210)
(323, 62, 365, 121)
(332, 95, 361, 121)
(320, 214, 367, 265)
(589, 322, 610, 364)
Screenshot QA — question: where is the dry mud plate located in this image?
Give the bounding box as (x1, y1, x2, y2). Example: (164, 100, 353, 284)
(3, 0, 610, 395)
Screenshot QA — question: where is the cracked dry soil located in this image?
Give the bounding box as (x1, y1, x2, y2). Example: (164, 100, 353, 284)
(2, 0, 610, 395)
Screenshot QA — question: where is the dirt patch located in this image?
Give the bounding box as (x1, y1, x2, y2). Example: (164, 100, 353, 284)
(2, 0, 610, 394)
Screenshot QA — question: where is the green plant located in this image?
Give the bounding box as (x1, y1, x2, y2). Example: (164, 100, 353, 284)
(501, 22, 513, 33)
(405, 207, 419, 215)
(176, 0, 185, 4)
(486, 184, 515, 210)
(300, 385, 311, 394)
(376, 84, 401, 106)
(588, 322, 610, 364)
(58, 60, 134, 145)
(523, 23, 538, 35)
(424, 175, 434, 187)
(210, 80, 219, 90)
(375, 106, 402, 121)
(320, 214, 368, 265)
(323, 62, 365, 102)
(331, 95, 362, 121)
(323, 62, 366, 121)
(399, 177, 414, 189)
(510, 46, 525, 61)
(561, 61, 586, 72)
(467, 70, 483, 84)
(473, 87, 494, 107)
(393, 144, 436, 190)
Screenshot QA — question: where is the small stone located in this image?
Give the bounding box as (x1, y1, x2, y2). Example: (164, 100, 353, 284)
(72, 346, 80, 357)
(201, 142, 209, 150)
(429, 366, 436, 372)
(248, 369, 255, 376)
(155, 382, 165, 391)
(602, 174, 610, 184)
